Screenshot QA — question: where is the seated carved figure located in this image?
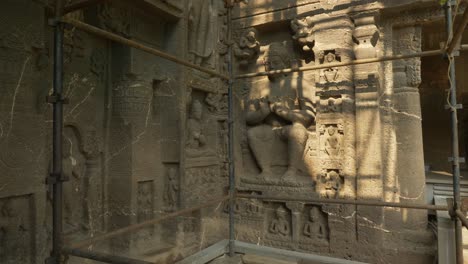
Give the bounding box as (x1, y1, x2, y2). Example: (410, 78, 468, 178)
(303, 207, 327, 240)
(186, 100, 215, 158)
(234, 28, 260, 66)
(246, 42, 315, 182)
(269, 206, 290, 236)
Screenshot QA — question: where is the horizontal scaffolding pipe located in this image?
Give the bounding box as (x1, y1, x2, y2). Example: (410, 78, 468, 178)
(61, 18, 229, 80)
(62, 247, 153, 264)
(68, 196, 229, 250)
(236, 45, 468, 79)
(237, 194, 448, 211)
(63, 0, 109, 14)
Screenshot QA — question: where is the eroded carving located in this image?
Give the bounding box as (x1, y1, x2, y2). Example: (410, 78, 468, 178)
(269, 205, 290, 237)
(186, 99, 215, 158)
(246, 43, 316, 182)
(319, 169, 343, 198)
(0, 196, 32, 263)
(234, 28, 260, 66)
(163, 167, 179, 212)
(188, 0, 215, 67)
(291, 17, 315, 52)
(303, 206, 328, 241)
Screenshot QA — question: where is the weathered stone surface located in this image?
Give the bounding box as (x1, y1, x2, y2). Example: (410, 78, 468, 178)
(1, 0, 456, 263)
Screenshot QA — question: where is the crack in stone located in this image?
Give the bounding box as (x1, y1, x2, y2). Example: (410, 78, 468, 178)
(6, 56, 31, 138)
(66, 84, 96, 119)
(357, 215, 390, 233)
(105, 100, 152, 162)
(384, 105, 422, 121)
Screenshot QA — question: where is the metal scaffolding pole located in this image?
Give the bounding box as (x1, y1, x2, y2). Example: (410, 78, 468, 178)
(227, 3, 236, 258)
(46, 1, 66, 264)
(62, 248, 153, 264)
(445, 3, 464, 264)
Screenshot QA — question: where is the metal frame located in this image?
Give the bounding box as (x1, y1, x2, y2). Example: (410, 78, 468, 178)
(46, 1, 468, 263)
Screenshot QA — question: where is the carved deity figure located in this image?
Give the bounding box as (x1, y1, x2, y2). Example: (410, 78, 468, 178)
(62, 137, 86, 235)
(324, 126, 340, 157)
(319, 51, 339, 83)
(246, 43, 315, 181)
(291, 16, 315, 51)
(303, 207, 327, 240)
(186, 100, 214, 157)
(269, 206, 290, 236)
(321, 170, 341, 198)
(205, 92, 222, 112)
(188, 0, 215, 66)
(164, 168, 179, 211)
(234, 28, 260, 66)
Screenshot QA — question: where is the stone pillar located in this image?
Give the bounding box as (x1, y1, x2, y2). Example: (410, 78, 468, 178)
(352, 12, 385, 249)
(313, 14, 357, 258)
(391, 26, 426, 229)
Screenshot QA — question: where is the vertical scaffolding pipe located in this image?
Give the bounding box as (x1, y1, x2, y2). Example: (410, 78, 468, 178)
(48, 0, 65, 263)
(227, 4, 236, 257)
(445, 3, 464, 264)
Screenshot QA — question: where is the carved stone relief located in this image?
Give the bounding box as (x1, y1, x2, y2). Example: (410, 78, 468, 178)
(137, 180, 154, 239)
(267, 205, 291, 238)
(163, 166, 179, 212)
(234, 28, 260, 66)
(318, 169, 343, 199)
(0, 195, 33, 264)
(186, 99, 216, 158)
(98, 3, 132, 37)
(244, 43, 316, 184)
(319, 123, 344, 169)
(353, 14, 380, 59)
(188, 0, 216, 67)
(291, 16, 315, 52)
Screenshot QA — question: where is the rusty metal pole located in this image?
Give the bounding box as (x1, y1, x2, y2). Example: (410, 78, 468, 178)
(445, 2, 464, 264)
(46, 0, 65, 263)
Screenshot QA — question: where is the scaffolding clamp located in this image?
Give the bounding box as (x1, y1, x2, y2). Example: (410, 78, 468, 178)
(46, 95, 70, 104)
(444, 104, 463, 110)
(46, 173, 70, 185)
(448, 157, 465, 163)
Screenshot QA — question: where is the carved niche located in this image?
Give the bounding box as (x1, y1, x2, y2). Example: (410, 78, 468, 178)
(184, 81, 224, 206)
(136, 180, 154, 240)
(299, 205, 329, 251)
(319, 123, 344, 169)
(242, 42, 316, 185)
(0, 195, 34, 264)
(163, 165, 179, 212)
(318, 50, 341, 84)
(60, 125, 103, 238)
(234, 28, 260, 67)
(188, 0, 216, 68)
(266, 205, 292, 243)
(98, 3, 132, 37)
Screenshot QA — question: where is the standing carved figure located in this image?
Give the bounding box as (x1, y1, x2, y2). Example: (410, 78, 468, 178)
(246, 43, 315, 181)
(324, 126, 340, 157)
(188, 0, 215, 66)
(269, 206, 290, 236)
(164, 168, 179, 211)
(303, 207, 327, 240)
